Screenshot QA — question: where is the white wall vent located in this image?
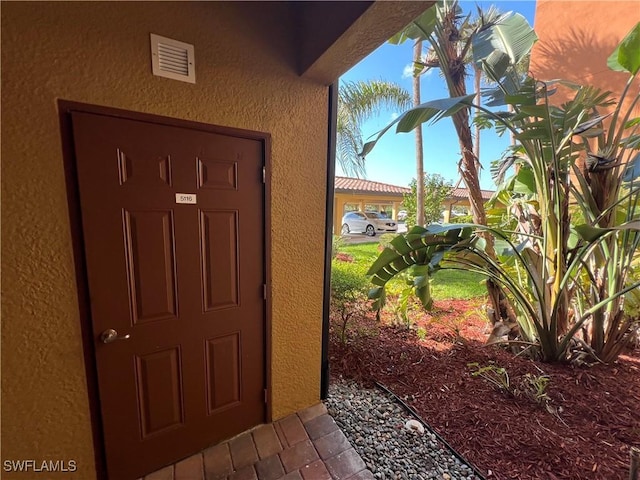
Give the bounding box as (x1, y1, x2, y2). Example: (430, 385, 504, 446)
(150, 34, 195, 84)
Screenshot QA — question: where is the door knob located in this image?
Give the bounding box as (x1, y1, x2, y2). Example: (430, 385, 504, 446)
(100, 328, 131, 344)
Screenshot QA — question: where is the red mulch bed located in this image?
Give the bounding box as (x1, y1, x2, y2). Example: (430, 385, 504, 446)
(329, 298, 640, 480)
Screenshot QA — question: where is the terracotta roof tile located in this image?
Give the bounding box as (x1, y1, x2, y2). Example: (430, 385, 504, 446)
(334, 176, 410, 195)
(335, 177, 495, 201)
(449, 187, 495, 201)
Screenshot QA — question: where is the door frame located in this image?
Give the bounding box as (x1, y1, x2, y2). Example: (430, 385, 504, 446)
(58, 100, 272, 479)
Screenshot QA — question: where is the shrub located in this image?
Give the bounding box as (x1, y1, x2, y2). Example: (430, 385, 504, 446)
(402, 173, 453, 228)
(330, 261, 369, 343)
(332, 235, 345, 259)
(448, 214, 473, 224)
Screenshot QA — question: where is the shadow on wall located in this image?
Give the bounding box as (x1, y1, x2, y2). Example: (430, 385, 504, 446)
(532, 27, 619, 84)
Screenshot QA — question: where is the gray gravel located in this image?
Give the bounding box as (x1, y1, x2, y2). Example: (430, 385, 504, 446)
(325, 381, 482, 480)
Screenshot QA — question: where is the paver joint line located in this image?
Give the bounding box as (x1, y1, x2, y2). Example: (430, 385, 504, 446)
(303, 413, 339, 441)
(142, 402, 373, 480)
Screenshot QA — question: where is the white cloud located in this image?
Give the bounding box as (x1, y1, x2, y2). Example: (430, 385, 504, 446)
(402, 63, 434, 79)
(401, 64, 414, 79)
(390, 112, 399, 121)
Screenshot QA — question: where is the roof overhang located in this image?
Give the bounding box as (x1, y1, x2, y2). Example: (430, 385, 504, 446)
(294, 1, 435, 85)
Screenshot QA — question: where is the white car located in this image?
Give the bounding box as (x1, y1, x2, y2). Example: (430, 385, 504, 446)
(341, 211, 398, 236)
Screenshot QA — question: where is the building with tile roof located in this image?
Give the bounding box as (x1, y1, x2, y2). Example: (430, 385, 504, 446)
(333, 176, 410, 233)
(333, 176, 496, 232)
(334, 176, 411, 196)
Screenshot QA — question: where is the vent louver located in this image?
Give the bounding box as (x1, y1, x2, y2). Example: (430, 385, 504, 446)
(150, 34, 195, 84)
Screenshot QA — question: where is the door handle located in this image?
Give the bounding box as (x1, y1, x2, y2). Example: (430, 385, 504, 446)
(100, 328, 131, 344)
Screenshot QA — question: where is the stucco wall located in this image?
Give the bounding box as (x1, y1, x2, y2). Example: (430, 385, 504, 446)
(1, 2, 328, 478)
(531, 1, 639, 108)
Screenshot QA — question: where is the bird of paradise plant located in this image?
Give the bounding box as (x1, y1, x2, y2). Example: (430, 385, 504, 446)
(365, 22, 640, 363)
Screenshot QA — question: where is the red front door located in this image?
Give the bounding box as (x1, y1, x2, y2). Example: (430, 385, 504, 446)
(71, 111, 266, 479)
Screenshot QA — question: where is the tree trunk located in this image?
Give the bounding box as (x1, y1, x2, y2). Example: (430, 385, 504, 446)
(440, 13, 518, 330)
(447, 71, 487, 234)
(413, 41, 425, 227)
(473, 65, 481, 162)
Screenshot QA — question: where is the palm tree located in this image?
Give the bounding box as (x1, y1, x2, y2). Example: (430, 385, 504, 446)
(390, 2, 487, 228)
(465, 6, 502, 162)
(413, 41, 426, 226)
(385, 1, 535, 327)
(337, 80, 411, 178)
(421, 3, 487, 230)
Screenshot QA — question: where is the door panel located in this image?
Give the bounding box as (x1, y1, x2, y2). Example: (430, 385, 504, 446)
(71, 112, 266, 480)
(123, 209, 179, 324)
(200, 209, 240, 310)
(205, 332, 242, 413)
(135, 347, 185, 438)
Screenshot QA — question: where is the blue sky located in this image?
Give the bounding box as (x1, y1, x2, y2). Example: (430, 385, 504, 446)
(338, 0, 537, 190)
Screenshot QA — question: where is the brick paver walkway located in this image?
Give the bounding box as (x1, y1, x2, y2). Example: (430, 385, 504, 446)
(142, 403, 374, 480)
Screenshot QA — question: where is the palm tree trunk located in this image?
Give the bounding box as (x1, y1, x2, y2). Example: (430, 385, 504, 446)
(473, 65, 481, 162)
(440, 14, 517, 330)
(414, 41, 425, 227)
(446, 65, 487, 233)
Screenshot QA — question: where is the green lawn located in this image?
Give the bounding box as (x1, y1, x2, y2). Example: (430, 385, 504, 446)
(337, 240, 486, 300)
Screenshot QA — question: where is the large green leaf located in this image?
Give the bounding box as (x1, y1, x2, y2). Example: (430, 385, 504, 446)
(621, 134, 640, 150)
(366, 224, 479, 311)
(360, 94, 475, 157)
(575, 221, 640, 242)
(607, 22, 640, 74)
(368, 286, 386, 312)
(472, 12, 537, 80)
(389, 6, 438, 44)
(396, 94, 477, 133)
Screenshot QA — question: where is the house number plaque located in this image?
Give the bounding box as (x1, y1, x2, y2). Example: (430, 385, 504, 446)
(175, 193, 197, 204)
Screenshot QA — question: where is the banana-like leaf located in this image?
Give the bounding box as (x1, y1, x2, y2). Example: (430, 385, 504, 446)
(607, 22, 640, 74)
(513, 167, 536, 195)
(567, 227, 581, 250)
(368, 286, 386, 312)
(504, 92, 537, 106)
(575, 221, 640, 242)
(389, 6, 438, 44)
(360, 94, 475, 157)
(367, 248, 403, 276)
(626, 117, 640, 129)
(497, 239, 528, 258)
(368, 286, 384, 299)
(516, 128, 552, 141)
(621, 134, 640, 150)
(472, 12, 537, 80)
(415, 285, 433, 311)
(483, 78, 538, 107)
(481, 86, 509, 107)
(578, 128, 605, 139)
(429, 250, 445, 268)
(518, 105, 548, 117)
(395, 95, 477, 133)
(367, 225, 477, 310)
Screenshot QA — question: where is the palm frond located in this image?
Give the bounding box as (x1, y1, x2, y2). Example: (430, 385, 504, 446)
(337, 80, 410, 176)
